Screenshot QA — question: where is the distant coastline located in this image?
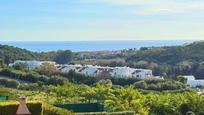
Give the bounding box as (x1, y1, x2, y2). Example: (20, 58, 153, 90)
(0, 40, 195, 52)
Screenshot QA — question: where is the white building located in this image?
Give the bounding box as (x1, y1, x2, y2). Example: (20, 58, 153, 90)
(80, 66, 100, 76)
(183, 75, 204, 87)
(58, 64, 82, 73)
(58, 64, 153, 78)
(9, 60, 56, 70)
(111, 67, 135, 77)
(132, 69, 153, 78)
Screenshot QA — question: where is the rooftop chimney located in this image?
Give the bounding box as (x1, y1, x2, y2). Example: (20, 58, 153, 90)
(16, 96, 31, 115)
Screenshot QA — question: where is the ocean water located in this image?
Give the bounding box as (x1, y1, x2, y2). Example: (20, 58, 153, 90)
(0, 40, 194, 52)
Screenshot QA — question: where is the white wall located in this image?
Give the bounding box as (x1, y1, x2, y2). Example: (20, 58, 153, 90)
(58, 65, 153, 78)
(184, 75, 204, 87)
(187, 80, 204, 87)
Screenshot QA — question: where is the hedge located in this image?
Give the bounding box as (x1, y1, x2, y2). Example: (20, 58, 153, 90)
(0, 69, 65, 86)
(78, 111, 135, 115)
(43, 103, 75, 115)
(0, 78, 19, 88)
(0, 101, 42, 115)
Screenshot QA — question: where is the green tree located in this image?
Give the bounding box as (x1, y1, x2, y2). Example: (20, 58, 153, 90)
(13, 62, 28, 70)
(177, 75, 187, 84)
(38, 62, 57, 76)
(54, 50, 73, 64)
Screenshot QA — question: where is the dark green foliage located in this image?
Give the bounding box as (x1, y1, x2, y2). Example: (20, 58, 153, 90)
(43, 103, 75, 115)
(0, 45, 37, 65)
(110, 77, 141, 86)
(61, 70, 98, 85)
(78, 111, 135, 115)
(125, 41, 204, 78)
(0, 87, 10, 96)
(177, 75, 187, 84)
(195, 64, 204, 79)
(60, 71, 186, 91)
(18, 83, 42, 91)
(61, 71, 143, 86)
(0, 59, 6, 68)
(54, 50, 73, 64)
(47, 75, 66, 86)
(0, 101, 42, 115)
(27, 102, 42, 115)
(0, 78, 19, 88)
(0, 69, 66, 86)
(0, 45, 70, 65)
(72, 41, 204, 79)
(134, 79, 186, 91)
(13, 62, 28, 70)
(0, 68, 49, 83)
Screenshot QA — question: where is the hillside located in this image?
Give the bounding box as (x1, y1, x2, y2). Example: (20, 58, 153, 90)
(0, 45, 71, 65)
(73, 41, 204, 79)
(1, 41, 204, 78)
(0, 45, 38, 64)
(127, 41, 204, 65)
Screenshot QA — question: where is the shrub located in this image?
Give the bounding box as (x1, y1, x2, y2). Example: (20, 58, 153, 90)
(0, 69, 65, 86)
(43, 103, 75, 115)
(0, 78, 19, 88)
(78, 111, 135, 115)
(0, 87, 10, 96)
(0, 101, 42, 115)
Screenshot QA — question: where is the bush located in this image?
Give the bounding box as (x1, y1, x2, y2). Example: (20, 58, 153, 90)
(61, 71, 141, 86)
(134, 79, 186, 91)
(78, 111, 135, 115)
(0, 68, 48, 83)
(0, 69, 65, 86)
(0, 78, 19, 88)
(43, 103, 75, 115)
(13, 62, 28, 70)
(0, 87, 10, 96)
(0, 101, 42, 115)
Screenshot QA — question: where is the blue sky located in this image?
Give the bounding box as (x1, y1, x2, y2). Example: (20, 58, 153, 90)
(0, 0, 204, 41)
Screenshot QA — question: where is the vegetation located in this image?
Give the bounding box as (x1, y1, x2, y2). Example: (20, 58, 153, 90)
(1, 42, 204, 114)
(60, 71, 186, 91)
(0, 69, 66, 86)
(54, 50, 73, 64)
(1, 81, 203, 115)
(43, 103, 74, 115)
(0, 101, 42, 115)
(78, 111, 135, 115)
(13, 62, 28, 70)
(38, 62, 57, 76)
(0, 78, 19, 88)
(0, 45, 73, 65)
(73, 41, 204, 79)
(2, 41, 204, 79)
(0, 87, 11, 96)
(133, 79, 186, 91)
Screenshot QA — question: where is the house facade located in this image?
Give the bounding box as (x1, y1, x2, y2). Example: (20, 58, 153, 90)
(184, 75, 204, 87)
(58, 64, 153, 78)
(10, 60, 153, 78)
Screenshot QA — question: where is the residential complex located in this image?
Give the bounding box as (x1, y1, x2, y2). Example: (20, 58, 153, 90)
(57, 64, 153, 78)
(9, 60, 153, 78)
(9, 60, 56, 70)
(184, 75, 204, 87)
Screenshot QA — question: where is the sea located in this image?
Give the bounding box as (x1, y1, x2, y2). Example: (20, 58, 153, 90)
(0, 40, 194, 52)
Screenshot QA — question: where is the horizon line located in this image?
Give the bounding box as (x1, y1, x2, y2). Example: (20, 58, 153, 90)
(0, 39, 199, 42)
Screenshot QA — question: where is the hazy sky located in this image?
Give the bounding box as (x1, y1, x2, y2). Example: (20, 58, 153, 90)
(0, 0, 204, 41)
